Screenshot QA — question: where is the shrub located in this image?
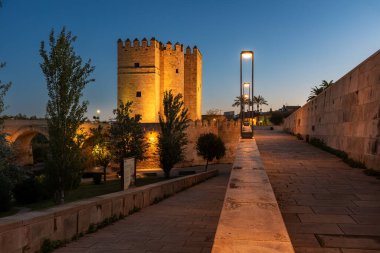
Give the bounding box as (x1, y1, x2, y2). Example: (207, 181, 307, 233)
(93, 173, 102, 185)
(0, 174, 12, 211)
(269, 112, 283, 125)
(13, 177, 48, 204)
(196, 133, 226, 171)
(296, 133, 303, 140)
(309, 137, 366, 169)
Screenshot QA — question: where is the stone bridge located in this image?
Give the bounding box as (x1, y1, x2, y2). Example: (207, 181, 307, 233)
(1, 119, 98, 166)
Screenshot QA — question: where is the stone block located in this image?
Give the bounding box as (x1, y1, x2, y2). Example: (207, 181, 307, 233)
(0, 227, 28, 253)
(112, 197, 123, 217)
(77, 207, 91, 233)
(123, 193, 134, 215)
(133, 192, 144, 210)
(317, 234, 380, 250)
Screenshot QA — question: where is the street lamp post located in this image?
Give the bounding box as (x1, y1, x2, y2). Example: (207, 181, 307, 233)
(240, 51, 254, 138)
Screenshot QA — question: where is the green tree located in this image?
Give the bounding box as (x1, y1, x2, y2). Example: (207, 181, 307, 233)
(253, 95, 268, 112)
(196, 133, 226, 171)
(307, 86, 324, 102)
(109, 101, 147, 187)
(40, 28, 95, 204)
(206, 108, 222, 116)
(269, 112, 284, 125)
(158, 90, 189, 178)
(90, 125, 111, 182)
(0, 63, 11, 124)
(320, 80, 333, 90)
(0, 62, 14, 211)
(232, 95, 252, 108)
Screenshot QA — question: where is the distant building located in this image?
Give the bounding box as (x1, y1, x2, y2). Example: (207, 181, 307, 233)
(117, 38, 202, 123)
(279, 105, 301, 113)
(223, 111, 235, 120)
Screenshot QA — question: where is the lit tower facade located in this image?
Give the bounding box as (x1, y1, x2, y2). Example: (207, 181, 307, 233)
(117, 37, 202, 123)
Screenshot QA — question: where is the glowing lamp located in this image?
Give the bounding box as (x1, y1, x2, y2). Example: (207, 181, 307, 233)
(242, 52, 252, 59)
(243, 82, 250, 88)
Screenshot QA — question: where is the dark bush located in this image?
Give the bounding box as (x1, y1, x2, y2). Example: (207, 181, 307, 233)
(269, 112, 283, 125)
(13, 177, 48, 204)
(0, 175, 13, 211)
(196, 133, 226, 171)
(296, 133, 303, 140)
(93, 173, 102, 185)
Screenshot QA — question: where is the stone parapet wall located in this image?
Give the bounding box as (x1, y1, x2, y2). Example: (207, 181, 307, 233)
(0, 170, 217, 253)
(212, 139, 294, 252)
(283, 50, 380, 170)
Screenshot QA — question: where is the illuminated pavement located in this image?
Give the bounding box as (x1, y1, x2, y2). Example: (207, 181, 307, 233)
(54, 164, 231, 253)
(255, 129, 380, 253)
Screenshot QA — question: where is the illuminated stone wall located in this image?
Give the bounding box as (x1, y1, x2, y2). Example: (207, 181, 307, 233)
(138, 121, 240, 171)
(185, 46, 202, 121)
(283, 50, 380, 170)
(117, 38, 161, 122)
(117, 38, 202, 123)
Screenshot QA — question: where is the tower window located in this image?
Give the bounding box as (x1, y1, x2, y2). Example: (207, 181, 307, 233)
(136, 91, 141, 97)
(134, 63, 140, 67)
(176, 69, 179, 73)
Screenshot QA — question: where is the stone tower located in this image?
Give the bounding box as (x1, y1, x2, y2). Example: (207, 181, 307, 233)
(117, 37, 202, 123)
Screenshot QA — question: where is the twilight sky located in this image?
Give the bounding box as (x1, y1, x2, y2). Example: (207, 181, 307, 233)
(0, 0, 379, 120)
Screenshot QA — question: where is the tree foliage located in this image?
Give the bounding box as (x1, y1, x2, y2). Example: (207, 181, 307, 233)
(158, 90, 189, 178)
(90, 125, 111, 182)
(269, 112, 284, 126)
(109, 101, 147, 184)
(206, 108, 222, 115)
(232, 95, 252, 108)
(253, 95, 268, 112)
(307, 80, 334, 102)
(0, 62, 14, 211)
(39, 27, 95, 203)
(0, 62, 11, 123)
(196, 133, 226, 171)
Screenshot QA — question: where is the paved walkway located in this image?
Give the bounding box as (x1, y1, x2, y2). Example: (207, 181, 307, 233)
(55, 164, 231, 253)
(255, 129, 380, 253)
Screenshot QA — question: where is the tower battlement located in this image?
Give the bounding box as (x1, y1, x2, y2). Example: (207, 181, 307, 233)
(117, 37, 202, 123)
(185, 46, 202, 56)
(118, 38, 192, 53)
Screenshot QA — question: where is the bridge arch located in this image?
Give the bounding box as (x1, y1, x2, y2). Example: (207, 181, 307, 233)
(2, 120, 102, 166)
(10, 127, 49, 166)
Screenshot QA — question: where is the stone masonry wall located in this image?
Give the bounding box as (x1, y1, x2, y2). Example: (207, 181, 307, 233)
(117, 38, 161, 122)
(283, 50, 380, 170)
(0, 170, 217, 253)
(184, 47, 202, 121)
(138, 121, 240, 170)
(118, 38, 201, 123)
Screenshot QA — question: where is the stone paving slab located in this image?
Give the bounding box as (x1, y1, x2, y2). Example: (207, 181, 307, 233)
(255, 129, 380, 253)
(54, 164, 231, 253)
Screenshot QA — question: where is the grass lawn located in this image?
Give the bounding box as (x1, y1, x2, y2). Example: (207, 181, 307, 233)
(24, 179, 122, 211)
(0, 208, 19, 218)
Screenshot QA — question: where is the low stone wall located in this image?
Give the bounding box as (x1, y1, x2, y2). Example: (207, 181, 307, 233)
(283, 50, 380, 170)
(212, 139, 294, 252)
(0, 170, 217, 253)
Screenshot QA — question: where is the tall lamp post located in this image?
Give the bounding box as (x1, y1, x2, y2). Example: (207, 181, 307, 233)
(240, 51, 254, 138)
